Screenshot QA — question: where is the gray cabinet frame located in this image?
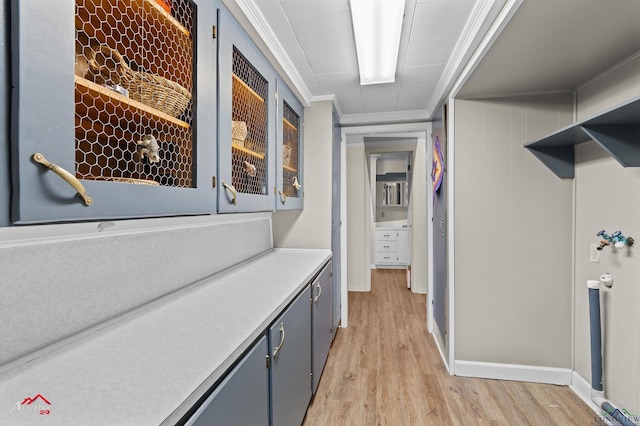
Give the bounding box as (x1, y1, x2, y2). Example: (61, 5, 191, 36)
(217, 4, 276, 212)
(10, 0, 217, 223)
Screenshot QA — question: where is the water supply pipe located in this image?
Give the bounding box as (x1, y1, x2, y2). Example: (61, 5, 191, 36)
(587, 279, 637, 426)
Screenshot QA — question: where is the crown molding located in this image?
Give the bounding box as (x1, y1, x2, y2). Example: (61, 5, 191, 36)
(426, 0, 522, 115)
(227, 0, 313, 105)
(340, 109, 429, 127)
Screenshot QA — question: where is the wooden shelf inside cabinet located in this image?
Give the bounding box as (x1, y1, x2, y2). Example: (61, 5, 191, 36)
(283, 165, 297, 173)
(77, 0, 189, 39)
(525, 95, 640, 179)
(140, 0, 190, 36)
(232, 143, 266, 160)
(232, 74, 264, 103)
(283, 118, 298, 132)
(75, 76, 190, 130)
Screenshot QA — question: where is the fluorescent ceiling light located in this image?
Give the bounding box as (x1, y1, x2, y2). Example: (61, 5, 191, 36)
(350, 0, 405, 85)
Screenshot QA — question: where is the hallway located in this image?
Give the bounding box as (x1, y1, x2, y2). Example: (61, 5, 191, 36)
(303, 269, 595, 425)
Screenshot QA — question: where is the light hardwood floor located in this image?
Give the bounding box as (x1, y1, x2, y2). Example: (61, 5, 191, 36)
(303, 269, 597, 426)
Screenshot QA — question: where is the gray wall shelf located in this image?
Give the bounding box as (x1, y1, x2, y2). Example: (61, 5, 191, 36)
(525, 95, 640, 178)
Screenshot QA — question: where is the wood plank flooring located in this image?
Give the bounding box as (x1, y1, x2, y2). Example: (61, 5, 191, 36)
(303, 269, 597, 426)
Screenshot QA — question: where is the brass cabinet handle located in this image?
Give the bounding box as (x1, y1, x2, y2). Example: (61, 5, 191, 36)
(273, 322, 286, 357)
(314, 282, 323, 303)
(278, 190, 286, 204)
(222, 181, 237, 205)
(32, 153, 93, 206)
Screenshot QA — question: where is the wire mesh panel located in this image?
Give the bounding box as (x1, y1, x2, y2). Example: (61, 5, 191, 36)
(75, 0, 195, 187)
(282, 101, 300, 198)
(231, 47, 268, 195)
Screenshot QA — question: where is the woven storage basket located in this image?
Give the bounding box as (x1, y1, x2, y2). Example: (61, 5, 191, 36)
(85, 45, 191, 118)
(282, 145, 292, 167)
(232, 121, 248, 147)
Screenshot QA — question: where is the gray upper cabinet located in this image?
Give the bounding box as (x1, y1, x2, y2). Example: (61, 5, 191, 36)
(10, 0, 217, 223)
(217, 4, 276, 213)
(275, 80, 304, 210)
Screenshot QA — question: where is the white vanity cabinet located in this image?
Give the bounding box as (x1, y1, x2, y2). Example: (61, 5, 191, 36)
(375, 228, 409, 266)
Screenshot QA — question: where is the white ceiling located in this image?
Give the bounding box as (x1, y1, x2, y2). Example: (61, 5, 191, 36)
(233, 0, 504, 123)
(458, 0, 640, 98)
(228, 0, 640, 124)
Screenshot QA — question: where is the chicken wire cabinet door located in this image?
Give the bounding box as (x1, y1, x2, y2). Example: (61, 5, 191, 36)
(217, 4, 277, 213)
(276, 80, 304, 210)
(10, 0, 217, 223)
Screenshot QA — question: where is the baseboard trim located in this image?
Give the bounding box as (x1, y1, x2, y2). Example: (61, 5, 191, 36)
(454, 360, 572, 385)
(570, 371, 606, 415)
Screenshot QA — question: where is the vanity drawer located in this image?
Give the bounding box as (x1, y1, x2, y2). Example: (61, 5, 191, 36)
(376, 231, 397, 241)
(376, 240, 397, 252)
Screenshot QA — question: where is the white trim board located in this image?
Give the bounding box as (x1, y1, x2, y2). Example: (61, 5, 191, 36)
(570, 370, 606, 415)
(454, 360, 572, 386)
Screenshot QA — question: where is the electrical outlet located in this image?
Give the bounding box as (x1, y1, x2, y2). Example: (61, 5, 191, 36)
(590, 243, 600, 263)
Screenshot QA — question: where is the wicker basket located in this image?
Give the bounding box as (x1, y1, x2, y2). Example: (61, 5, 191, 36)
(232, 121, 248, 147)
(282, 145, 292, 167)
(85, 45, 191, 118)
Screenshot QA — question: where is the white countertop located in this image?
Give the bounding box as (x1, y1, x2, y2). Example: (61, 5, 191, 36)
(0, 248, 331, 426)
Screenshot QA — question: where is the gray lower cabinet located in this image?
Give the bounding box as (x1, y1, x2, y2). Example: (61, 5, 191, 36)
(312, 260, 332, 394)
(185, 335, 269, 426)
(270, 286, 312, 426)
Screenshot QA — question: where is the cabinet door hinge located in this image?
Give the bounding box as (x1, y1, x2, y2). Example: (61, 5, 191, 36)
(212, 176, 217, 188)
(266, 354, 270, 369)
(212, 25, 217, 40)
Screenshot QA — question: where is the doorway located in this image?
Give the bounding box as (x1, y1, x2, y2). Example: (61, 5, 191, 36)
(342, 123, 430, 300)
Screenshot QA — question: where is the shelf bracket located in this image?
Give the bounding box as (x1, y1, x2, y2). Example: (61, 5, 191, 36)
(526, 145, 575, 179)
(580, 124, 640, 167)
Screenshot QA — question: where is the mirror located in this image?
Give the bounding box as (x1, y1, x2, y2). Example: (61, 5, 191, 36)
(377, 181, 406, 206)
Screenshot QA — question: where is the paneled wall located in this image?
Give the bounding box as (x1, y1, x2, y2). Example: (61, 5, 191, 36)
(573, 56, 640, 413)
(272, 100, 333, 250)
(453, 94, 574, 367)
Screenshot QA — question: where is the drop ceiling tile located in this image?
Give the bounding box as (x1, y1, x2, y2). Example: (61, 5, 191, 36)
(404, 37, 455, 67)
(411, 1, 476, 39)
(290, 13, 355, 49)
(305, 46, 358, 74)
(397, 84, 436, 110)
(316, 71, 360, 92)
(402, 64, 445, 86)
(361, 84, 401, 113)
(333, 88, 364, 114)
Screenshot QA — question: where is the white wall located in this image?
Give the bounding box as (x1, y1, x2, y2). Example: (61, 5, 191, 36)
(272, 100, 333, 249)
(573, 55, 640, 414)
(346, 137, 371, 292)
(453, 94, 575, 367)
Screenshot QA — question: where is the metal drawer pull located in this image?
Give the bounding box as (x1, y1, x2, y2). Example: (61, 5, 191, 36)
(222, 181, 237, 205)
(273, 322, 286, 357)
(32, 153, 93, 206)
(314, 282, 322, 303)
(279, 190, 287, 204)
